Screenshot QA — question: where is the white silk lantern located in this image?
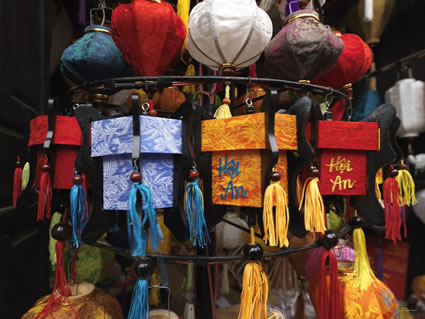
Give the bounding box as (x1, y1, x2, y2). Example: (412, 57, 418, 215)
(187, 0, 273, 74)
(385, 79, 425, 137)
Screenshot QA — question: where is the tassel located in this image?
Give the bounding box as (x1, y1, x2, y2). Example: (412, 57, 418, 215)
(70, 173, 88, 248)
(128, 278, 149, 319)
(214, 84, 232, 119)
(37, 157, 52, 221)
(22, 162, 30, 191)
(148, 272, 161, 307)
(48, 212, 63, 268)
(375, 176, 385, 208)
(238, 228, 269, 319)
(318, 249, 340, 319)
(396, 161, 417, 207)
(262, 170, 289, 248)
(13, 157, 23, 207)
(109, 211, 120, 233)
(299, 176, 326, 233)
(344, 226, 377, 291)
(177, 0, 190, 57)
(184, 168, 210, 248)
(296, 174, 303, 206)
(383, 167, 402, 244)
(183, 63, 196, 95)
(128, 171, 163, 256)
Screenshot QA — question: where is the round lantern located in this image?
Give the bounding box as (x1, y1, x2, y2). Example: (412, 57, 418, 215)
(216, 212, 249, 250)
(187, 0, 273, 74)
(60, 25, 134, 85)
(346, 0, 395, 45)
(312, 32, 373, 93)
(412, 189, 425, 225)
(264, 10, 344, 81)
(385, 78, 425, 137)
(152, 87, 187, 113)
(111, 0, 186, 76)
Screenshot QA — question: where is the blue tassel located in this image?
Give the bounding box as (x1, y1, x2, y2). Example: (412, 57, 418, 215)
(128, 278, 149, 319)
(184, 179, 210, 248)
(70, 182, 88, 248)
(109, 211, 120, 233)
(128, 182, 163, 256)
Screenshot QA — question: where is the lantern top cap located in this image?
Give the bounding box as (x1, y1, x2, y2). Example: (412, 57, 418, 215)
(284, 10, 319, 26)
(84, 25, 112, 35)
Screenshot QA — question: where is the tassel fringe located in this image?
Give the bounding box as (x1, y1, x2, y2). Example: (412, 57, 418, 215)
(299, 177, 326, 233)
(37, 158, 52, 221)
(183, 63, 196, 95)
(263, 182, 289, 248)
(13, 165, 23, 207)
(184, 179, 210, 248)
(318, 250, 340, 319)
(383, 176, 402, 244)
(214, 85, 232, 119)
(22, 162, 30, 191)
(70, 182, 89, 248)
(396, 166, 417, 207)
(128, 279, 149, 319)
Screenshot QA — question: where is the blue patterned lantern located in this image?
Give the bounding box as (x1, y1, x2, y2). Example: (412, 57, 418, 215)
(60, 25, 134, 85)
(91, 116, 182, 210)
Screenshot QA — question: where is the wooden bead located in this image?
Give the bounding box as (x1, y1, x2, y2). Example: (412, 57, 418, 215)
(271, 171, 281, 182)
(130, 171, 142, 183)
(243, 243, 263, 261)
(322, 230, 338, 250)
(73, 175, 83, 185)
(51, 223, 72, 241)
(399, 163, 407, 170)
(16, 159, 22, 167)
(311, 167, 320, 177)
(221, 67, 236, 76)
(221, 98, 231, 105)
(389, 168, 398, 178)
(135, 257, 153, 279)
(41, 163, 51, 172)
(188, 169, 200, 181)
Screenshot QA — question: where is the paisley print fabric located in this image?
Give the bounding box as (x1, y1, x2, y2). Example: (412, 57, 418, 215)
(91, 115, 182, 210)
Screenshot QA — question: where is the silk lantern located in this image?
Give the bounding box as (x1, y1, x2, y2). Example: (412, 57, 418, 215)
(111, 0, 186, 76)
(60, 25, 134, 85)
(317, 120, 379, 196)
(313, 32, 373, 95)
(264, 10, 344, 81)
(385, 79, 425, 138)
(187, 0, 273, 74)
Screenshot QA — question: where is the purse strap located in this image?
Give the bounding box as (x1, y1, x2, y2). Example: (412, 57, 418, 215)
(131, 94, 141, 170)
(43, 98, 56, 156)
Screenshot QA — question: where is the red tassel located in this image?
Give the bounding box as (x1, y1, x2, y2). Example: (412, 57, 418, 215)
(37, 157, 52, 221)
(318, 250, 341, 319)
(13, 157, 23, 207)
(383, 172, 401, 244)
(34, 241, 79, 319)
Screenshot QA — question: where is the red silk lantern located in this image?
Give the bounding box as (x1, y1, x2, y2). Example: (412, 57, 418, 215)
(317, 121, 379, 196)
(313, 32, 373, 91)
(111, 0, 186, 76)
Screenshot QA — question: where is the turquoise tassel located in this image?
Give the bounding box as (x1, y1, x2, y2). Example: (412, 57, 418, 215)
(128, 278, 149, 319)
(128, 182, 162, 256)
(184, 179, 210, 248)
(70, 179, 88, 248)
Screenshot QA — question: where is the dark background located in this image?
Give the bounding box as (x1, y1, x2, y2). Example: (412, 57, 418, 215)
(0, 0, 425, 317)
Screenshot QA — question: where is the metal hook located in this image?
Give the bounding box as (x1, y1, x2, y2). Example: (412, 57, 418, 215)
(141, 102, 150, 115)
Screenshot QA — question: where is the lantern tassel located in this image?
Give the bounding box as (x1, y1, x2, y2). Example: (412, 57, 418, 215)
(38, 157, 52, 221)
(128, 278, 149, 319)
(299, 177, 326, 233)
(13, 161, 23, 207)
(296, 174, 303, 206)
(34, 241, 79, 319)
(177, 0, 190, 56)
(22, 162, 30, 191)
(383, 172, 402, 244)
(183, 63, 196, 95)
(396, 162, 417, 207)
(184, 178, 210, 248)
(318, 250, 341, 319)
(263, 181, 289, 248)
(214, 84, 232, 119)
(238, 228, 269, 319)
(70, 177, 89, 248)
(344, 226, 377, 291)
(128, 182, 162, 256)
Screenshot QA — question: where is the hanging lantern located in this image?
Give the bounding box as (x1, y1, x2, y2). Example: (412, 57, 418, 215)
(346, 0, 396, 45)
(187, 0, 273, 74)
(60, 25, 134, 85)
(385, 79, 425, 138)
(264, 10, 344, 81)
(312, 32, 373, 94)
(111, 0, 186, 76)
(152, 87, 187, 113)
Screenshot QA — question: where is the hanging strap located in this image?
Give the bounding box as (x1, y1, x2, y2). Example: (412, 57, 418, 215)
(132, 94, 141, 170)
(265, 89, 280, 168)
(43, 98, 56, 155)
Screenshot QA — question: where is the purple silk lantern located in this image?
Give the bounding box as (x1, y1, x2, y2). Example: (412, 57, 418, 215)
(264, 10, 344, 81)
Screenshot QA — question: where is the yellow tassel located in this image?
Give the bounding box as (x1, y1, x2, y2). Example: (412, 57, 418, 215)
(375, 177, 385, 208)
(177, 0, 190, 57)
(396, 163, 417, 206)
(22, 162, 30, 191)
(183, 63, 196, 95)
(263, 182, 289, 248)
(298, 177, 326, 233)
(296, 174, 303, 206)
(149, 272, 161, 307)
(343, 227, 377, 291)
(238, 228, 269, 319)
(214, 85, 232, 119)
(48, 212, 62, 268)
